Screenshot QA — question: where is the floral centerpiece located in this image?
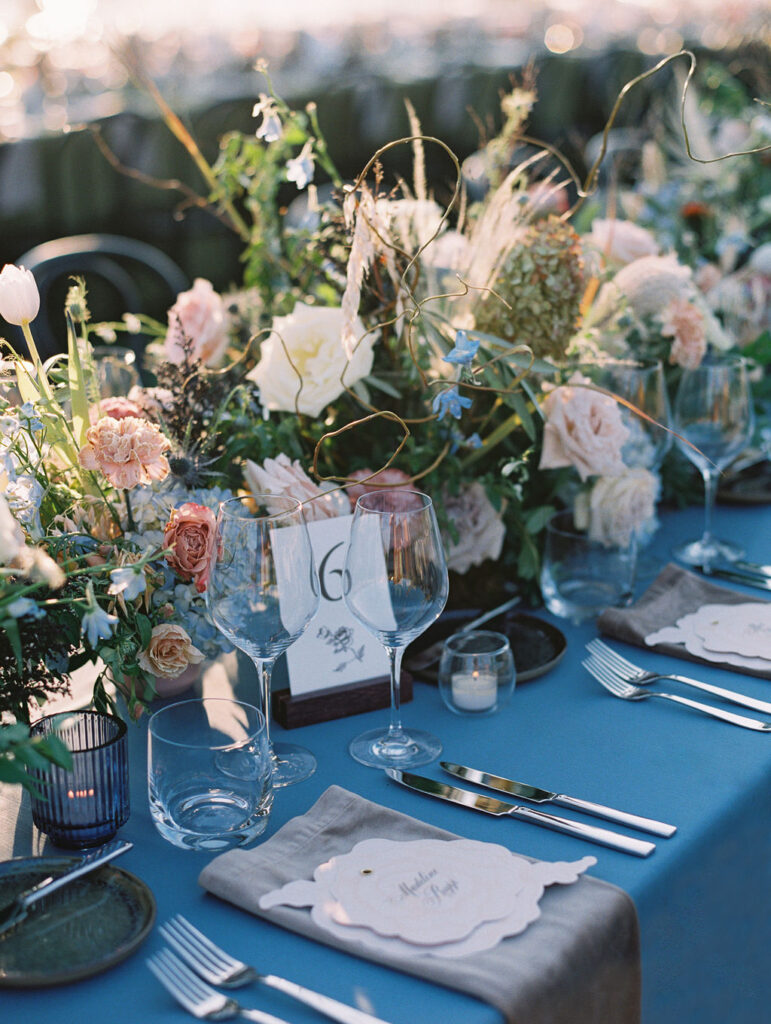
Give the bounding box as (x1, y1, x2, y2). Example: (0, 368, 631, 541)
(1, 52, 769, 777)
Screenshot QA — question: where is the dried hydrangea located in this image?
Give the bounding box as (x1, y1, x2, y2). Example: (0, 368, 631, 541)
(473, 216, 584, 361)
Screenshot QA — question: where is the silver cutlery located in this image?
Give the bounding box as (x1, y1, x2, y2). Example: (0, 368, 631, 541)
(693, 563, 771, 590)
(0, 839, 133, 938)
(586, 639, 771, 714)
(147, 948, 292, 1024)
(734, 559, 771, 579)
(386, 769, 656, 857)
(583, 657, 771, 732)
(160, 915, 393, 1024)
(440, 762, 676, 837)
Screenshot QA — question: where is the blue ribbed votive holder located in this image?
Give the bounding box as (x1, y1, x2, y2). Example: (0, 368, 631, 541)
(28, 711, 130, 848)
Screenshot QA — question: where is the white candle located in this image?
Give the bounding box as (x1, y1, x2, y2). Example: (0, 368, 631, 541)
(451, 669, 497, 711)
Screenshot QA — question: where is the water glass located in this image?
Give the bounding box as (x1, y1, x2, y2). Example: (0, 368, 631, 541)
(540, 511, 636, 623)
(148, 698, 273, 851)
(92, 346, 140, 397)
(27, 711, 130, 849)
(438, 631, 515, 716)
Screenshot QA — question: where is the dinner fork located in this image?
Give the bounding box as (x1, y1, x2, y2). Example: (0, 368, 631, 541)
(582, 656, 771, 732)
(160, 915, 393, 1024)
(147, 948, 291, 1024)
(586, 639, 771, 715)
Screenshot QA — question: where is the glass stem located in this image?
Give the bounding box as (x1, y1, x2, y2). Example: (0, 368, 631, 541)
(701, 468, 718, 549)
(385, 645, 408, 742)
(251, 657, 275, 752)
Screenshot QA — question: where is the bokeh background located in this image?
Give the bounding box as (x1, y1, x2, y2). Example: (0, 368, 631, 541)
(1, 0, 769, 304)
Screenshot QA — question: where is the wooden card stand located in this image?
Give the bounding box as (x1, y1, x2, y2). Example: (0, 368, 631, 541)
(271, 671, 413, 730)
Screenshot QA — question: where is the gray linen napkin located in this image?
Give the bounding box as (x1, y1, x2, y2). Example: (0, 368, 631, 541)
(199, 785, 640, 1024)
(598, 563, 771, 679)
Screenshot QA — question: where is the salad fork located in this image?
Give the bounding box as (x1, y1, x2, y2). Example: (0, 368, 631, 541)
(160, 915, 393, 1024)
(582, 656, 771, 732)
(147, 948, 290, 1024)
(586, 639, 771, 715)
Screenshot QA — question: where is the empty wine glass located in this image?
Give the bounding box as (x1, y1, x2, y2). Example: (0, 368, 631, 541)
(343, 489, 449, 768)
(592, 358, 671, 471)
(672, 354, 754, 567)
(207, 494, 320, 787)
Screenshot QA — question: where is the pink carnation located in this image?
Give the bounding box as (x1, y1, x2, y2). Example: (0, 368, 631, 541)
(88, 396, 143, 424)
(661, 297, 706, 370)
(539, 373, 629, 481)
(164, 278, 229, 367)
(78, 416, 171, 489)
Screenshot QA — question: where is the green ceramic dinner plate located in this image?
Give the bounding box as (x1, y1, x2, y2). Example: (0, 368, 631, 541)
(0, 856, 155, 987)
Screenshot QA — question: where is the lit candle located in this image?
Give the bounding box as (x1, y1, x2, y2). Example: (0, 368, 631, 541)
(451, 669, 497, 711)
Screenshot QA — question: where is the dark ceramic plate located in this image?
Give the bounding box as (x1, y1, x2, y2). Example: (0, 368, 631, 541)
(718, 458, 771, 505)
(405, 611, 567, 684)
(0, 857, 155, 987)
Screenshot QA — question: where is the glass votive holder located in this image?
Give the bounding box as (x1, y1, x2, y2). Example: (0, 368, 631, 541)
(27, 711, 130, 849)
(438, 631, 516, 716)
(539, 510, 637, 624)
(148, 698, 274, 851)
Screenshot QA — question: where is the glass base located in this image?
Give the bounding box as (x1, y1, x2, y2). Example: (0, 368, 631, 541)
(271, 742, 317, 787)
(349, 727, 442, 769)
(673, 536, 744, 567)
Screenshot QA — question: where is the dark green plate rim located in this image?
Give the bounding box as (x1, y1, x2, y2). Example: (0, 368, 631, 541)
(0, 857, 156, 988)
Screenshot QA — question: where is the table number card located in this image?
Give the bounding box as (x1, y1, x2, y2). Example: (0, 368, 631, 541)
(279, 514, 390, 698)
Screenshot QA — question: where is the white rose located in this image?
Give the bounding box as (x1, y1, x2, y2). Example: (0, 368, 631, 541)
(0, 492, 25, 564)
(588, 219, 659, 266)
(247, 303, 376, 418)
(443, 483, 506, 575)
(574, 469, 659, 548)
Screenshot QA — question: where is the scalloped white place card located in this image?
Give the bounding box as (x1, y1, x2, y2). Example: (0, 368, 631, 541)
(258, 837, 595, 956)
(646, 602, 771, 668)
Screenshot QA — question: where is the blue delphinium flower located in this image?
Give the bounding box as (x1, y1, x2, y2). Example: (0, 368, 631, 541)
(432, 386, 473, 421)
(80, 583, 118, 648)
(108, 566, 147, 601)
(442, 330, 480, 367)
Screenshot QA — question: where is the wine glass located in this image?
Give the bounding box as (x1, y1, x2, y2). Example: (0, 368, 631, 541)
(672, 354, 754, 567)
(207, 494, 320, 787)
(343, 489, 449, 768)
(593, 358, 671, 471)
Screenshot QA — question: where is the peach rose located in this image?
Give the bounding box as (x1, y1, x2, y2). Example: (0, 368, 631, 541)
(243, 454, 349, 522)
(164, 278, 229, 367)
(78, 416, 171, 489)
(137, 623, 204, 679)
(443, 482, 506, 574)
(163, 502, 217, 593)
(539, 372, 629, 481)
(660, 297, 706, 370)
(588, 219, 658, 266)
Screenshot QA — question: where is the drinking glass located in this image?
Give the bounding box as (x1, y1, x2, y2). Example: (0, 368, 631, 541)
(343, 489, 449, 768)
(91, 346, 140, 397)
(148, 698, 272, 850)
(206, 494, 320, 787)
(672, 354, 754, 566)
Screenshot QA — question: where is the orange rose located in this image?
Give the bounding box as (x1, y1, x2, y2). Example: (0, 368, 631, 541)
(137, 623, 204, 679)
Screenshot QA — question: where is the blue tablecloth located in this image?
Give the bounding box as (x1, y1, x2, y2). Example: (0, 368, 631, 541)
(2, 503, 770, 1023)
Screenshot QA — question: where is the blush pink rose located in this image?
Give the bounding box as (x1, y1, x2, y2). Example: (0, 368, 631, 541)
(539, 372, 630, 481)
(164, 278, 229, 367)
(346, 468, 413, 508)
(660, 297, 707, 370)
(78, 416, 171, 489)
(163, 502, 217, 593)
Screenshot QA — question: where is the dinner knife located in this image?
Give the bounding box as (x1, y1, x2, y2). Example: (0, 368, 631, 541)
(441, 762, 676, 837)
(0, 839, 133, 939)
(386, 770, 656, 857)
(694, 564, 771, 591)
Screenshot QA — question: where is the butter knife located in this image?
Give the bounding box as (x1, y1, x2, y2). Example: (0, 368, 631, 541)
(386, 770, 656, 857)
(0, 839, 133, 938)
(441, 762, 676, 837)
